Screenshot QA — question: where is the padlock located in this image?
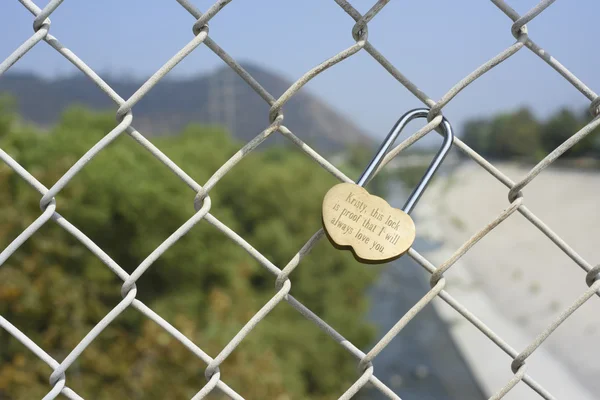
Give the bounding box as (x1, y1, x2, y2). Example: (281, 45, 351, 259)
(322, 108, 453, 264)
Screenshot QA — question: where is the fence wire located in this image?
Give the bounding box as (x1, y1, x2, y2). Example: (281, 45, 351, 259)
(0, 0, 599, 399)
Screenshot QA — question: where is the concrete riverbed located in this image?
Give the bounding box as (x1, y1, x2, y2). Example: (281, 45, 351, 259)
(365, 162, 600, 399)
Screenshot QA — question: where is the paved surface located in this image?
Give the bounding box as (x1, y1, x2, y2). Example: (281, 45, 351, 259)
(414, 162, 599, 399)
(364, 183, 485, 400)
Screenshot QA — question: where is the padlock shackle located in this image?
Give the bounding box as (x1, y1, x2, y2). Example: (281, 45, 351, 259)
(356, 108, 453, 215)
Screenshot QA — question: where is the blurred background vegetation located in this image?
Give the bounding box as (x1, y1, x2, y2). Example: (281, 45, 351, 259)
(462, 106, 600, 163)
(390, 106, 600, 189)
(0, 97, 382, 399)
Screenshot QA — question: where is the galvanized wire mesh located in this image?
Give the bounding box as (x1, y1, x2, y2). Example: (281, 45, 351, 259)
(1, 0, 599, 399)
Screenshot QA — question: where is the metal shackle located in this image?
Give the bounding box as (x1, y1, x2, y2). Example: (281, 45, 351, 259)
(356, 108, 454, 214)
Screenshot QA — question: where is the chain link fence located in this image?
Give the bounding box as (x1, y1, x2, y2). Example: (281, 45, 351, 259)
(1, 0, 599, 398)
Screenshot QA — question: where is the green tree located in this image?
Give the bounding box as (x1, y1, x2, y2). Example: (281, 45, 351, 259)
(461, 106, 600, 161)
(461, 118, 492, 156)
(462, 108, 542, 160)
(0, 95, 15, 139)
(487, 108, 541, 160)
(577, 109, 600, 157)
(0, 106, 377, 399)
(540, 108, 587, 157)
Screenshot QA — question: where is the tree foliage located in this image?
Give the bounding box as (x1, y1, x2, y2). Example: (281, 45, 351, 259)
(462, 106, 600, 160)
(0, 105, 377, 399)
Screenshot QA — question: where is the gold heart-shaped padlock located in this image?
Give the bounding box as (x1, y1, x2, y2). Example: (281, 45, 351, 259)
(323, 183, 415, 263)
(322, 109, 454, 264)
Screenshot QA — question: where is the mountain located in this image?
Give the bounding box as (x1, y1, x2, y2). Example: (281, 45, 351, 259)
(0, 63, 371, 152)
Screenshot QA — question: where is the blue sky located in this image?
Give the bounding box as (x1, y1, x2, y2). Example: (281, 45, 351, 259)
(1, 0, 599, 139)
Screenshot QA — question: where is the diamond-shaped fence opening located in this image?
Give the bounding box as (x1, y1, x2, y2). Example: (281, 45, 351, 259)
(1, 0, 599, 399)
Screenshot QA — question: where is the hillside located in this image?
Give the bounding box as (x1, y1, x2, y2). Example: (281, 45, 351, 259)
(0, 63, 371, 152)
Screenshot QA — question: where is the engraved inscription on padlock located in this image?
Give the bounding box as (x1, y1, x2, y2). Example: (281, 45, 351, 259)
(322, 109, 454, 264)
